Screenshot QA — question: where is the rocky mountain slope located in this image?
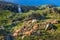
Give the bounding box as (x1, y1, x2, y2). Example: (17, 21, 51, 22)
(0, 3, 60, 40)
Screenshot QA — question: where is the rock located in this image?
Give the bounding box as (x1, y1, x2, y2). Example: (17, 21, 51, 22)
(0, 26, 4, 30)
(45, 23, 55, 31)
(52, 7, 58, 13)
(32, 19, 37, 23)
(22, 35, 26, 40)
(46, 5, 54, 8)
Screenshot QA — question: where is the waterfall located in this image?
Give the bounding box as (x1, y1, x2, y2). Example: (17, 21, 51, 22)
(18, 5, 22, 13)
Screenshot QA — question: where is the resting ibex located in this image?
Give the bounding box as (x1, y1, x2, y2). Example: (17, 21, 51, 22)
(23, 29, 34, 36)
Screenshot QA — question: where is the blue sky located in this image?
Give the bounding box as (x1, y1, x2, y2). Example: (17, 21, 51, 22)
(5, 0, 60, 6)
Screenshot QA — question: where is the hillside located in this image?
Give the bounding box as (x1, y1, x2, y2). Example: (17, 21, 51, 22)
(0, 1, 38, 13)
(0, 1, 20, 13)
(0, 4, 60, 40)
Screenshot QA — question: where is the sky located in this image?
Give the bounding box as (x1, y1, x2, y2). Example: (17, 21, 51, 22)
(4, 0, 60, 6)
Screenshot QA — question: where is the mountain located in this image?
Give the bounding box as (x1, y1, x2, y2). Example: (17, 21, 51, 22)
(0, 4, 60, 40)
(0, 1, 19, 12)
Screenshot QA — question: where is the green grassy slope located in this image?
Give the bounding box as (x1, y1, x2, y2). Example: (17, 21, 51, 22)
(0, 5, 60, 40)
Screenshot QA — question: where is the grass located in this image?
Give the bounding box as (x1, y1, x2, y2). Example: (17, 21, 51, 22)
(0, 5, 60, 40)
